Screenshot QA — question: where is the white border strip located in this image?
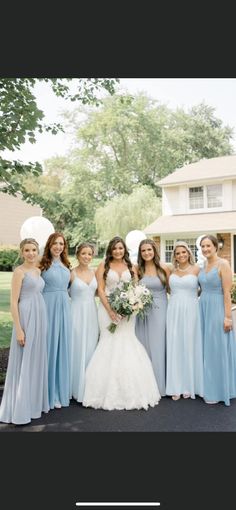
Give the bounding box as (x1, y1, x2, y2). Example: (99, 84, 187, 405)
(76, 504, 160, 507)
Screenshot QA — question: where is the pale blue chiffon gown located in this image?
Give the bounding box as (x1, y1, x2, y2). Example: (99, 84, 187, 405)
(42, 260, 71, 409)
(198, 267, 236, 406)
(0, 272, 49, 424)
(166, 273, 204, 399)
(135, 275, 167, 396)
(70, 273, 99, 402)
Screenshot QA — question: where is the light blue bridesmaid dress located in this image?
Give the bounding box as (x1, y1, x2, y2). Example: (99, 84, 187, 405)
(42, 260, 71, 409)
(166, 273, 204, 399)
(198, 266, 236, 406)
(135, 275, 167, 396)
(70, 272, 99, 402)
(0, 272, 49, 424)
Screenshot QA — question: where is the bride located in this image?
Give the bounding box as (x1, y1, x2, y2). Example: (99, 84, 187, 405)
(82, 236, 161, 410)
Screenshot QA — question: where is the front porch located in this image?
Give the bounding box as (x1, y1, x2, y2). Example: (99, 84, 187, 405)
(151, 232, 236, 272)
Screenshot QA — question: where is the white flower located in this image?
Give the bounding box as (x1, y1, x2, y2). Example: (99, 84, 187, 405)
(133, 285, 143, 297)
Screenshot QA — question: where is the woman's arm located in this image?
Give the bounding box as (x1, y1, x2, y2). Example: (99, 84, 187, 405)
(161, 263, 171, 279)
(132, 265, 138, 283)
(10, 269, 25, 346)
(95, 262, 120, 322)
(67, 269, 75, 296)
(134, 264, 139, 280)
(193, 263, 200, 276)
(70, 268, 76, 284)
(161, 262, 171, 294)
(220, 260, 233, 332)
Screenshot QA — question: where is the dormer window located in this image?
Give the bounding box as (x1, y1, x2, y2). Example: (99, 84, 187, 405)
(207, 184, 222, 208)
(189, 187, 203, 209)
(189, 184, 222, 210)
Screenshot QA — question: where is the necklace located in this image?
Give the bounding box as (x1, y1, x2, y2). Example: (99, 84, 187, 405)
(178, 264, 191, 272)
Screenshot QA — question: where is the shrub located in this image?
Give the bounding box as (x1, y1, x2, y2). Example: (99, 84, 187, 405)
(0, 246, 19, 271)
(231, 283, 236, 304)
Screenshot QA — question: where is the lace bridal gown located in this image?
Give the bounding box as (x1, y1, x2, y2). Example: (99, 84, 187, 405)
(83, 269, 161, 410)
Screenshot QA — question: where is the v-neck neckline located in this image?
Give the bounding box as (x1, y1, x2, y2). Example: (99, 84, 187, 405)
(74, 273, 95, 286)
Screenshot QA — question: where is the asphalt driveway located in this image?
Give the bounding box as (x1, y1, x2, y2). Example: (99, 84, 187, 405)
(1, 389, 235, 432)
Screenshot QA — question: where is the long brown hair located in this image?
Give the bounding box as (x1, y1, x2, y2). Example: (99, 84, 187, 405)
(103, 236, 134, 281)
(137, 239, 167, 287)
(39, 232, 71, 271)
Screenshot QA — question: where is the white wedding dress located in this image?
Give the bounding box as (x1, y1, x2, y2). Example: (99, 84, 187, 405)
(83, 269, 161, 410)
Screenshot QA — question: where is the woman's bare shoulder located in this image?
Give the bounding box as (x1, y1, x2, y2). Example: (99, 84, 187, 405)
(95, 261, 105, 277)
(161, 262, 173, 275)
(219, 257, 230, 268)
(193, 263, 200, 275)
(13, 265, 25, 276)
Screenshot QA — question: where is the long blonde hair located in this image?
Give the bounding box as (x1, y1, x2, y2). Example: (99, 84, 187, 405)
(171, 241, 195, 269)
(20, 238, 39, 253)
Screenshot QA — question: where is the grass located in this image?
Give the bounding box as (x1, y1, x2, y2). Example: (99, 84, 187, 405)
(0, 272, 12, 348)
(0, 313, 12, 348)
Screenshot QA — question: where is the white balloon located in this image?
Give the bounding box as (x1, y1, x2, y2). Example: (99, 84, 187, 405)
(20, 216, 55, 253)
(195, 235, 206, 268)
(125, 230, 146, 252)
(196, 234, 206, 249)
(129, 251, 138, 264)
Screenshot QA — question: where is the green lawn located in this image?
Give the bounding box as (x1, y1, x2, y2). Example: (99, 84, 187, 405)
(0, 258, 102, 349)
(0, 272, 12, 348)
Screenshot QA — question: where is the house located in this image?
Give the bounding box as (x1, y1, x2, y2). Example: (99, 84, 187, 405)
(144, 155, 236, 271)
(0, 191, 42, 245)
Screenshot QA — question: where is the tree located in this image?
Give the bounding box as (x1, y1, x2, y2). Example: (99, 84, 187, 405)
(0, 78, 119, 195)
(22, 156, 101, 245)
(67, 94, 234, 197)
(95, 186, 162, 241)
(20, 92, 235, 246)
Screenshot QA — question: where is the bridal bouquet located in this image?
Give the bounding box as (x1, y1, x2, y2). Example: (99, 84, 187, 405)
(107, 280, 153, 333)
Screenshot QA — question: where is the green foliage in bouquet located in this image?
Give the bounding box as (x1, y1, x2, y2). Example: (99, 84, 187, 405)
(107, 280, 153, 333)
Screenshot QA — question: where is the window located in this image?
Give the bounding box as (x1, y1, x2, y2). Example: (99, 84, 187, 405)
(165, 240, 175, 263)
(189, 184, 222, 210)
(207, 184, 222, 208)
(189, 187, 204, 209)
(165, 238, 197, 263)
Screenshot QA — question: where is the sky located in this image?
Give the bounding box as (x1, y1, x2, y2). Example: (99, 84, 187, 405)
(3, 78, 236, 165)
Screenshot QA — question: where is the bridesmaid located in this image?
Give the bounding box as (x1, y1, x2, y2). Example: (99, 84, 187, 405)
(70, 242, 99, 403)
(0, 238, 49, 424)
(40, 232, 71, 410)
(166, 241, 204, 401)
(199, 235, 236, 406)
(135, 239, 170, 396)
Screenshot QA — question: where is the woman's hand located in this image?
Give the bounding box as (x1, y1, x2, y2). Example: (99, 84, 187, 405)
(16, 329, 25, 347)
(224, 317, 233, 333)
(109, 310, 121, 324)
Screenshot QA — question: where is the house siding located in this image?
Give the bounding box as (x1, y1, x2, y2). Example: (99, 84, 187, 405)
(232, 180, 236, 209)
(163, 187, 180, 215)
(0, 192, 42, 245)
